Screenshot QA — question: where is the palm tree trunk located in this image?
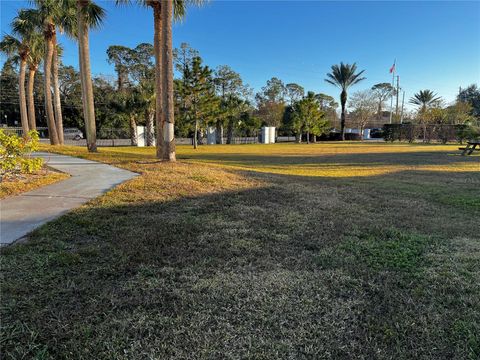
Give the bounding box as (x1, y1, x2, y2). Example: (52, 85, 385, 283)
(145, 108, 155, 146)
(27, 66, 36, 131)
(377, 101, 382, 119)
(77, 0, 97, 152)
(340, 89, 347, 141)
(52, 34, 64, 144)
(18, 58, 29, 137)
(44, 32, 59, 145)
(152, 2, 163, 158)
(161, 0, 176, 161)
(216, 121, 223, 144)
(130, 115, 138, 146)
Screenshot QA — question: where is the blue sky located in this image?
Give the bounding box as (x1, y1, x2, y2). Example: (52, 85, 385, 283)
(1, 0, 479, 109)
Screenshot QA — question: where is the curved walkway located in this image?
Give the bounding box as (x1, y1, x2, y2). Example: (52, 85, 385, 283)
(0, 152, 138, 246)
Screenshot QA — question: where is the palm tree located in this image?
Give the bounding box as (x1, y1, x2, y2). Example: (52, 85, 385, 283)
(409, 90, 441, 113)
(0, 34, 29, 136)
(138, 81, 156, 146)
(117, 0, 206, 160)
(1, 9, 42, 137)
(29, 1, 60, 144)
(325, 62, 365, 140)
(161, 0, 176, 159)
(52, 38, 65, 144)
(410, 90, 442, 142)
(26, 33, 45, 131)
(76, 0, 105, 152)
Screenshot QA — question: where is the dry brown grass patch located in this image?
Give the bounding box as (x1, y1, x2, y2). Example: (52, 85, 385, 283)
(0, 167, 69, 199)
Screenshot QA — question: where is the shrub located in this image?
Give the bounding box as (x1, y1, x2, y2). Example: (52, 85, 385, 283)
(0, 130, 43, 175)
(383, 124, 479, 143)
(456, 125, 480, 144)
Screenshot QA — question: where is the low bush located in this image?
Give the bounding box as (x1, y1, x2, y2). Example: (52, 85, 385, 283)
(0, 130, 43, 176)
(383, 123, 479, 143)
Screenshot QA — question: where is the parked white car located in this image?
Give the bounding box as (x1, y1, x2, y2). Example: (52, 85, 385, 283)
(64, 128, 83, 140)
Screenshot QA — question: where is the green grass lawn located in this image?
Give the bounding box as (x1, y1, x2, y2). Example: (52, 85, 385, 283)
(1, 142, 479, 359)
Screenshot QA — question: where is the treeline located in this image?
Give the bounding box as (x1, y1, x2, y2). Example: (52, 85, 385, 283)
(1, 42, 339, 144)
(2, 39, 479, 145)
(2, 49, 479, 145)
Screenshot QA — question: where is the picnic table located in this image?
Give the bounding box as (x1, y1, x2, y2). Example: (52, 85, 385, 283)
(459, 141, 480, 156)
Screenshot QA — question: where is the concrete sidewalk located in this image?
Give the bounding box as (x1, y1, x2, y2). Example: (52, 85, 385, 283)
(0, 152, 138, 246)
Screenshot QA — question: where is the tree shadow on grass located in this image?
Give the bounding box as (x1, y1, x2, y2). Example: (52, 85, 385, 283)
(1, 168, 479, 359)
(178, 148, 480, 168)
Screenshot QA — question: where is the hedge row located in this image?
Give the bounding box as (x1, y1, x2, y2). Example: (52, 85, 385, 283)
(382, 124, 479, 143)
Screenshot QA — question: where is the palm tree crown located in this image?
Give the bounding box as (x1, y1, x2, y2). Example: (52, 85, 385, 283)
(116, 0, 206, 20)
(0, 35, 23, 59)
(324, 62, 365, 140)
(409, 90, 441, 110)
(325, 62, 366, 91)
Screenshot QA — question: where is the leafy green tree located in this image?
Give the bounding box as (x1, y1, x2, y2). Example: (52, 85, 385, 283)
(315, 93, 338, 128)
(58, 64, 83, 128)
(224, 96, 250, 144)
(173, 43, 199, 140)
(457, 84, 480, 118)
(109, 86, 144, 145)
(173, 42, 199, 74)
(92, 76, 126, 134)
(182, 56, 219, 149)
(349, 89, 377, 138)
(445, 102, 476, 125)
(0, 60, 20, 126)
(255, 77, 287, 128)
(237, 110, 261, 136)
(107, 45, 134, 91)
(256, 77, 287, 104)
(214, 65, 249, 144)
(131, 43, 155, 145)
(371, 82, 395, 118)
(291, 91, 328, 143)
(256, 101, 285, 129)
(286, 83, 304, 105)
(325, 62, 366, 140)
(107, 43, 155, 145)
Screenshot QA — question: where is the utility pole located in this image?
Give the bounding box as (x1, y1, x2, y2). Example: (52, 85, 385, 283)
(389, 71, 395, 124)
(395, 76, 400, 121)
(400, 91, 405, 124)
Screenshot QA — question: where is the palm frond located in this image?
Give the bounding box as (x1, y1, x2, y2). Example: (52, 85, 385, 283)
(11, 9, 42, 38)
(324, 62, 366, 91)
(409, 89, 441, 108)
(27, 32, 45, 66)
(0, 34, 22, 56)
(82, 1, 106, 29)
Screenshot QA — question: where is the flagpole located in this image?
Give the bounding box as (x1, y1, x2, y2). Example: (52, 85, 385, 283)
(395, 75, 400, 120)
(389, 60, 395, 124)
